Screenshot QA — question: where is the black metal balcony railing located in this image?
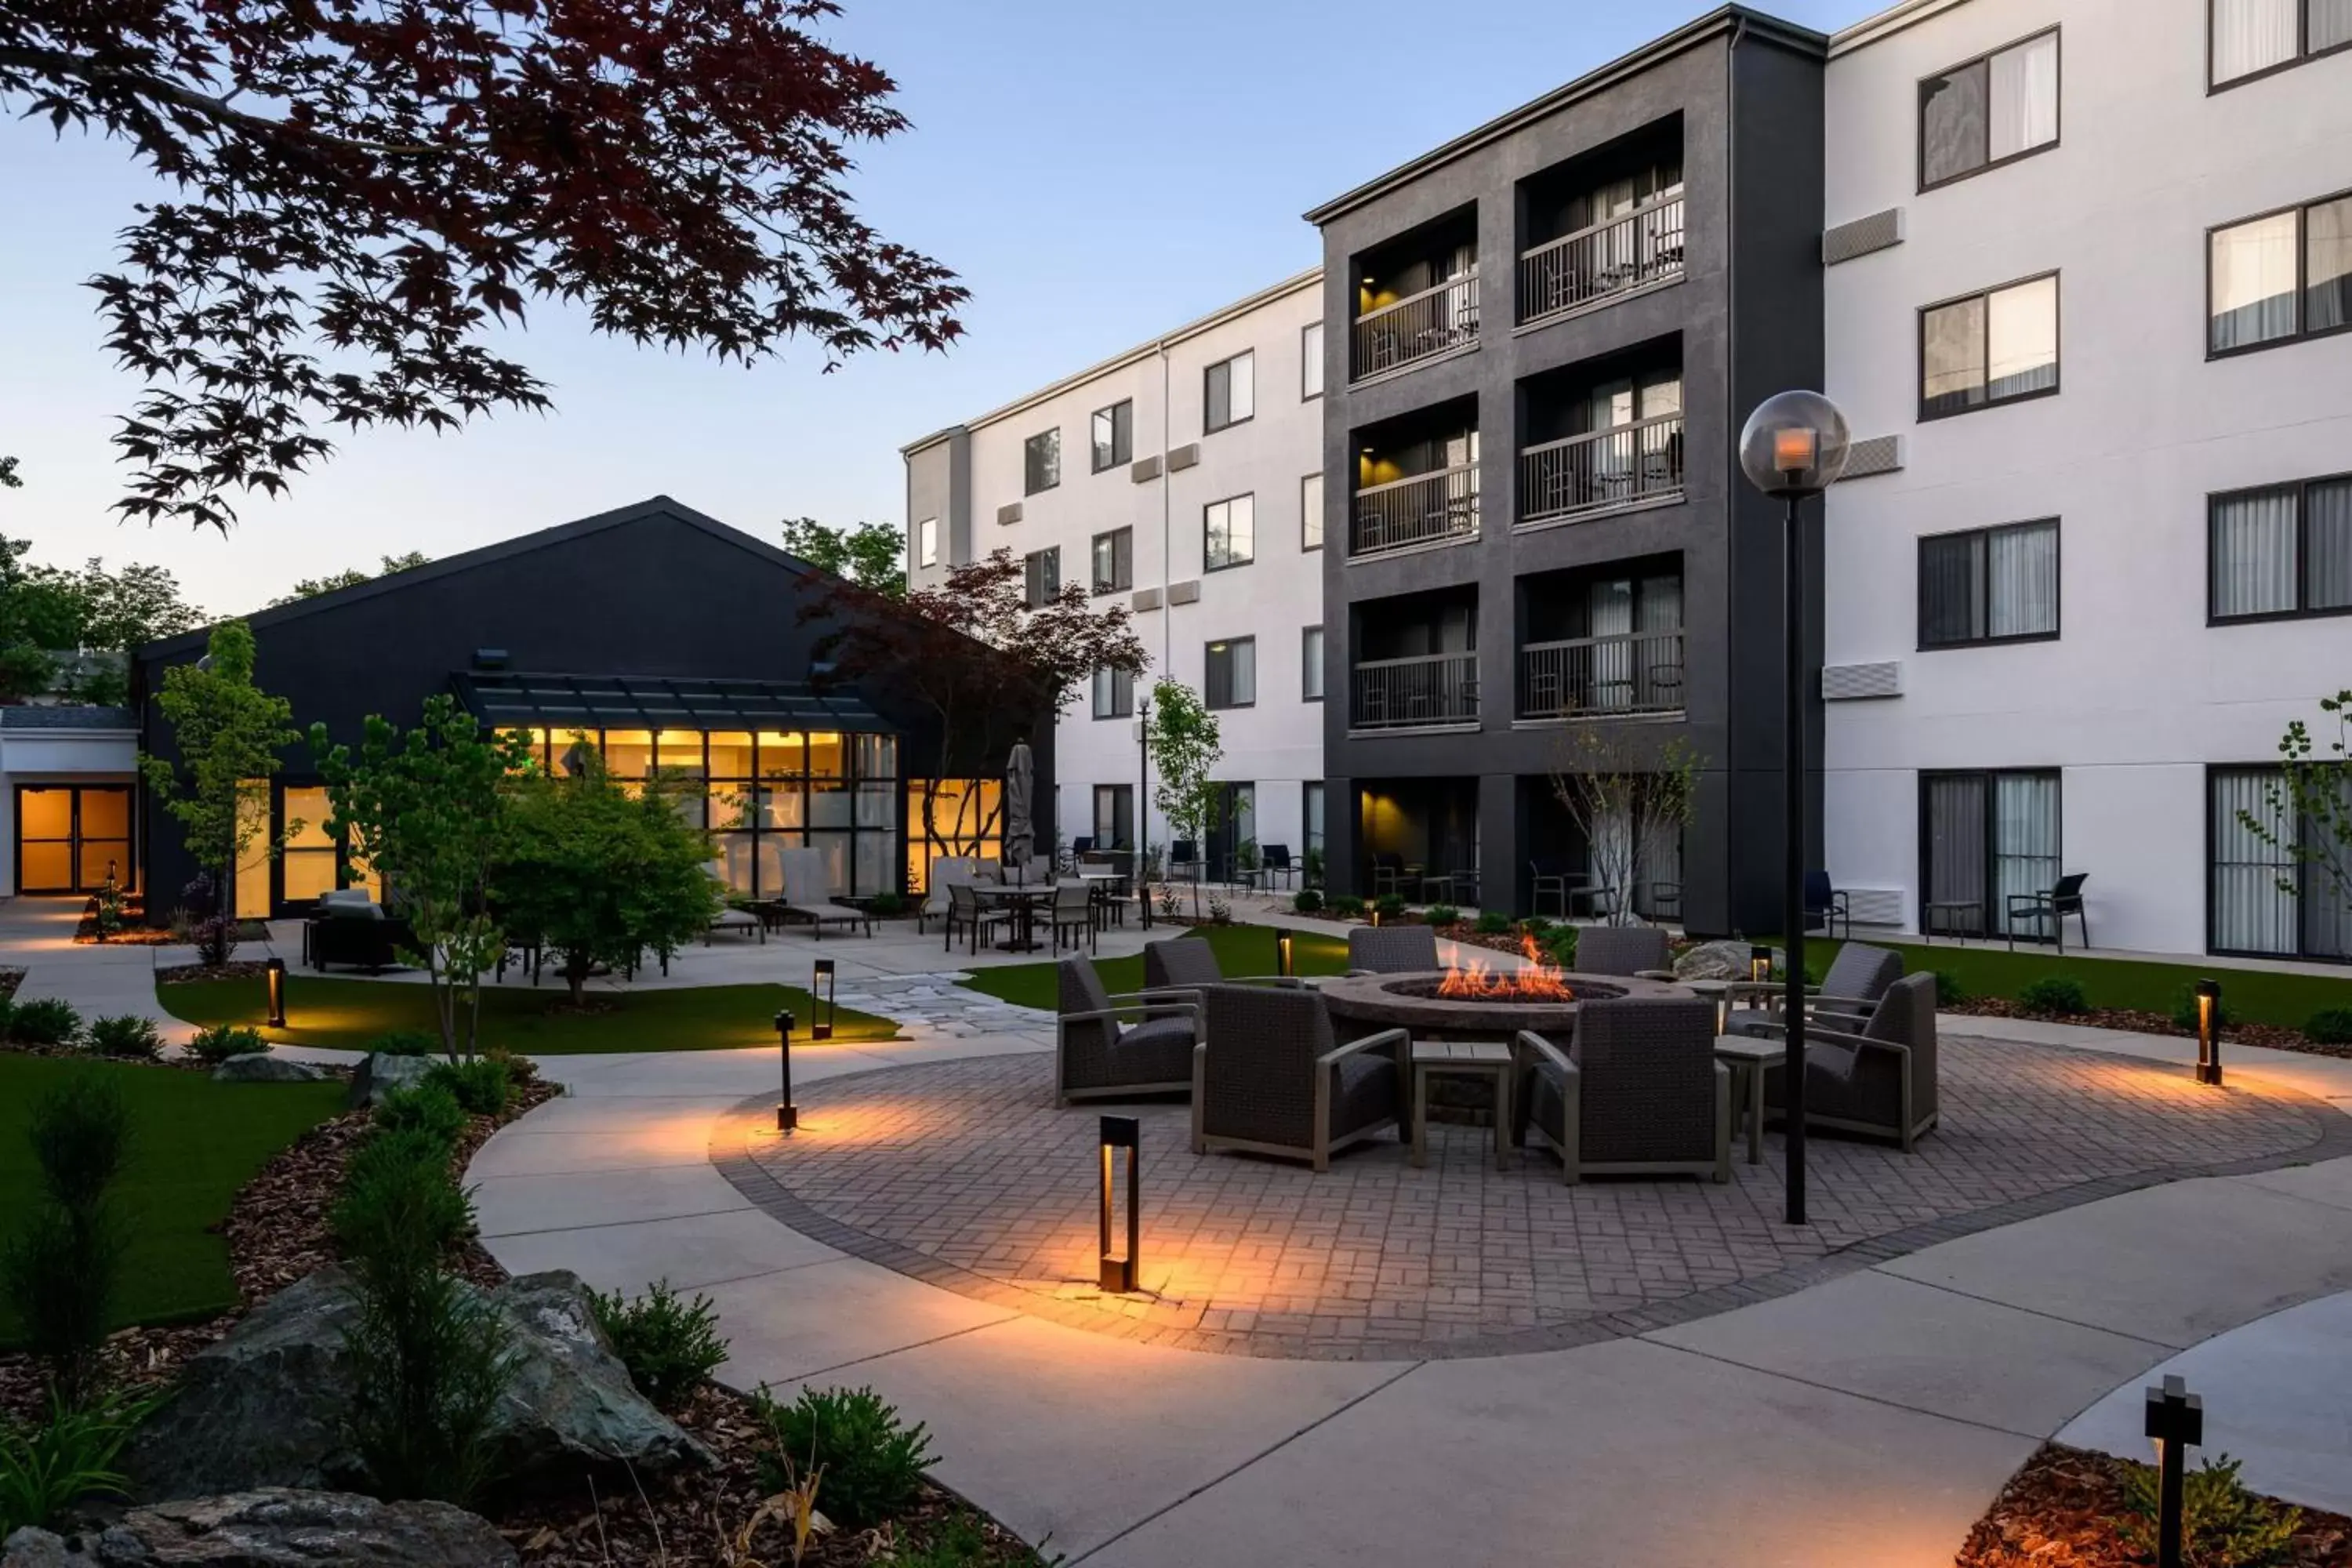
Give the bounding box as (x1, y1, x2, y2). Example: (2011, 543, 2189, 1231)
(1518, 629, 1686, 720)
(1518, 412, 1684, 525)
(1352, 652, 1480, 731)
(1516, 195, 1686, 325)
(1352, 463, 1479, 557)
(1352, 272, 1480, 380)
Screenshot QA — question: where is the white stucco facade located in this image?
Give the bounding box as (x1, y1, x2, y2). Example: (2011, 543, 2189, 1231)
(905, 270, 1327, 870)
(0, 714, 140, 899)
(1821, 0, 2352, 958)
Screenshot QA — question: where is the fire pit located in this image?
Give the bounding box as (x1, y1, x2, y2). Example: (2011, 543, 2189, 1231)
(1320, 940, 1690, 1043)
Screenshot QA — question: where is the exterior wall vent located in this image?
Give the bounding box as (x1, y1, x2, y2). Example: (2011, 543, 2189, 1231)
(1130, 454, 1163, 484)
(1131, 586, 1163, 612)
(1842, 435, 1904, 479)
(995, 501, 1022, 527)
(1822, 661, 1903, 701)
(1165, 443, 1201, 473)
(1822, 208, 1904, 266)
(1167, 579, 1202, 605)
(1843, 887, 1907, 927)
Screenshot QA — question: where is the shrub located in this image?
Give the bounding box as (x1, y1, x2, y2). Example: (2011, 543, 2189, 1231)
(1425, 904, 1461, 928)
(1519, 916, 1553, 938)
(2172, 985, 2232, 1035)
(84, 1015, 162, 1061)
(186, 1024, 270, 1065)
(756, 1384, 935, 1530)
(863, 891, 907, 919)
(1373, 894, 1406, 922)
(7, 1000, 82, 1047)
(2307, 1007, 2352, 1046)
(1474, 911, 1511, 935)
(2016, 975, 2090, 1015)
(1204, 893, 1234, 926)
(1290, 888, 1324, 915)
(370, 1031, 438, 1058)
(2115, 1452, 2301, 1568)
(0, 1388, 161, 1537)
(588, 1279, 728, 1412)
(372, 1084, 469, 1151)
(1930, 970, 1968, 1006)
(424, 1057, 510, 1118)
(1328, 895, 1366, 920)
(1, 1076, 132, 1404)
(335, 1128, 475, 1261)
(1546, 928, 1578, 967)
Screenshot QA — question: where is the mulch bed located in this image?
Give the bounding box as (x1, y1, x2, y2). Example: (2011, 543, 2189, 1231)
(1947, 996, 2352, 1061)
(1956, 1443, 2352, 1566)
(155, 959, 283, 985)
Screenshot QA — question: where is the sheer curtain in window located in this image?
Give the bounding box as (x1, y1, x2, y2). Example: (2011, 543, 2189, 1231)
(1987, 278, 2058, 399)
(1987, 524, 2058, 637)
(2307, 196, 2352, 336)
(1588, 579, 1634, 711)
(1926, 775, 1987, 934)
(2212, 0, 2299, 82)
(1989, 33, 2059, 159)
(2211, 213, 2299, 350)
(2210, 488, 2299, 617)
(1921, 532, 1987, 644)
(2316, 0, 2352, 52)
(2304, 780, 2352, 958)
(2310, 480, 2352, 611)
(1991, 774, 2060, 937)
(2211, 769, 2296, 953)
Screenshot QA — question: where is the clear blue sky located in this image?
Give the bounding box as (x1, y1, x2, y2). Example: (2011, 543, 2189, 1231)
(0, 0, 1859, 615)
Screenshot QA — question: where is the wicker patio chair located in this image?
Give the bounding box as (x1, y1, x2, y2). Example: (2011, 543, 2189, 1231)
(1345, 924, 1441, 976)
(1054, 954, 1201, 1105)
(1140, 936, 1303, 997)
(1514, 997, 1730, 1185)
(1571, 925, 1675, 979)
(1192, 985, 1406, 1171)
(1726, 942, 1901, 1037)
(1757, 971, 1939, 1150)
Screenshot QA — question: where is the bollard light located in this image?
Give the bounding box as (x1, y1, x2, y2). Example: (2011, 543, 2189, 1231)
(1098, 1115, 1140, 1293)
(1749, 945, 1772, 985)
(1276, 930, 1296, 980)
(811, 957, 837, 1042)
(2194, 978, 2222, 1087)
(774, 1009, 798, 1133)
(266, 956, 288, 1029)
(2144, 1374, 2203, 1568)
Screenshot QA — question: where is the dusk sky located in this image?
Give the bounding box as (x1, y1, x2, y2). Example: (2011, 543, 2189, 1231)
(0, 0, 1856, 616)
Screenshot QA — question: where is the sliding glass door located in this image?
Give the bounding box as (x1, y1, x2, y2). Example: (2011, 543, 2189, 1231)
(1922, 770, 2060, 937)
(2211, 766, 2352, 960)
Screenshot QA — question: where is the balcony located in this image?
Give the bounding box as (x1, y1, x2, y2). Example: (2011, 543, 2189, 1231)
(1518, 412, 1683, 526)
(1352, 272, 1480, 382)
(1352, 652, 1479, 731)
(1518, 629, 1685, 720)
(1517, 195, 1685, 326)
(1354, 464, 1479, 557)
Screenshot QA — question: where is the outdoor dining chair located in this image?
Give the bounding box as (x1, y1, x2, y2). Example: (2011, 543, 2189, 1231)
(2006, 873, 2089, 953)
(1049, 879, 1096, 955)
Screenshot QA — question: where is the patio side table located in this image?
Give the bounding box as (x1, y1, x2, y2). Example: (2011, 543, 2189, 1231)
(1922, 899, 1982, 944)
(1712, 1033, 1800, 1166)
(1410, 1040, 1515, 1171)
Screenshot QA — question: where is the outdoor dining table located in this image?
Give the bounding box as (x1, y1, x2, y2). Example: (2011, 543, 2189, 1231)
(972, 880, 1062, 953)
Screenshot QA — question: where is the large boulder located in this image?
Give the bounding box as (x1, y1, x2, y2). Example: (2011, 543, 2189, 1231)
(2, 1489, 514, 1566)
(1674, 938, 1781, 981)
(126, 1269, 710, 1503)
(211, 1055, 324, 1083)
(346, 1051, 430, 1108)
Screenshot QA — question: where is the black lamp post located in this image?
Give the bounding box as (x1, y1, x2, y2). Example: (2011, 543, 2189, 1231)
(773, 1009, 797, 1133)
(1738, 389, 1852, 1229)
(2194, 978, 2222, 1086)
(811, 958, 837, 1042)
(265, 956, 288, 1029)
(2144, 1374, 2203, 1568)
(1098, 1115, 1141, 1293)
(1136, 697, 1153, 931)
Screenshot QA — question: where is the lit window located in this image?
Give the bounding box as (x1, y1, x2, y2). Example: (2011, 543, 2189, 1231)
(916, 517, 938, 568)
(2209, 194, 2352, 354)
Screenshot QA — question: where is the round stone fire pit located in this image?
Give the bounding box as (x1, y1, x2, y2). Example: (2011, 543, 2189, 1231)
(1319, 970, 1690, 1041)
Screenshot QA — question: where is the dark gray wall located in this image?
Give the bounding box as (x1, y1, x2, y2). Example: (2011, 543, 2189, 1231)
(904, 429, 971, 583)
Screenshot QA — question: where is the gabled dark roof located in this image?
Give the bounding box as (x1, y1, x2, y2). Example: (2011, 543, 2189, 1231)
(448, 671, 892, 733)
(138, 496, 827, 662)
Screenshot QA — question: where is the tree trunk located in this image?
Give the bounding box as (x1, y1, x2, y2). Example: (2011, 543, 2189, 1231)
(566, 953, 590, 1007)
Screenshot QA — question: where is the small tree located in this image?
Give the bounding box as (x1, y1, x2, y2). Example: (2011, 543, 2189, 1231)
(310, 696, 532, 1060)
(495, 761, 723, 1006)
(140, 620, 298, 963)
(2243, 688, 2352, 907)
(780, 518, 906, 597)
(1549, 728, 1702, 926)
(1146, 681, 1223, 920)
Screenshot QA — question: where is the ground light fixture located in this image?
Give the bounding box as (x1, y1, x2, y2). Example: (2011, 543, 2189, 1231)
(811, 957, 837, 1041)
(1738, 388, 1852, 1229)
(1098, 1115, 1141, 1292)
(1276, 930, 1296, 979)
(2144, 1374, 2203, 1568)
(2195, 978, 2222, 1086)
(1748, 945, 1772, 985)
(773, 1009, 798, 1133)
(265, 957, 288, 1029)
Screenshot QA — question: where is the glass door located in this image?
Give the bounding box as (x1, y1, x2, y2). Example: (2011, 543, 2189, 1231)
(16, 785, 135, 895)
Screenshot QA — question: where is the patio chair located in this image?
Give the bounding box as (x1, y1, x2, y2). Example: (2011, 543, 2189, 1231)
(776, 847, 870, 941)
(1142, 936, 1303, 997)
(1514, 998, 1730, 1185)
(2006, 872, 2089, 953)
(1759, 971, 1939, 1150)
(1168, 840, 1202, 884)
(945, 880, 1011, 955)
(917, 856, 975, 935)
(1258, 844, 1298, 891)
(1571, 925, 1675, 979)
(1048, 879, 1096, 955)
(1345, 924, 1440, 976)
(1647, 880, 1682, 924)
(974, 858, 1004, 884)
(1192, 985, 1407, 1171)
(1528, 857, 1574, 920)
(1055, 954, 1200, 1105)
(1805, 871, 1852, 939)
(1369, 853, 1408, 899)
(1726, 942, 1902, 1038)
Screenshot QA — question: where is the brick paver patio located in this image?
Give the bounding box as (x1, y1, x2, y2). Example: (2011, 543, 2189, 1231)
(714, 1036, 2349, 1359)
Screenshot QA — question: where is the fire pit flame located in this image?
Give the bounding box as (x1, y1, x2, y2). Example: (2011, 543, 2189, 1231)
(1436, 933, 1578, 1003)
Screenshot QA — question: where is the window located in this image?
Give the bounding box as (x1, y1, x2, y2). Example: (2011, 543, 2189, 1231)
(1301, 780, 1326, 869)
(1023, 547, 1060, 608)
(1919, 29, 2060, 189)
(1091, 400, 1132, 472)
(1204, 493, 1255, 571)
(1093, 784, 1134, 852)
(1023, 428, 1060, 494)
(2210, 0, 2352, 87)
(1301, 626, 1325, 701)
(1921, 274, 2059, 419)
(1204, 350, 1254, 432)
(1918, 520, 2060, 648)
(1301, 322, 1324, 398)
(2209, 193, 2352, 354)
(1922, 771, 2061, 938)
(1205, 637, 1257, 709)
(2210, 474, 2352, 619)
(1091, 664, 1134, 719)
(1301, 472, 1324, 551)
(2210, 766, 2351, 958)
(916, 517, 938, 568)
(1090, 526, 1133, 594)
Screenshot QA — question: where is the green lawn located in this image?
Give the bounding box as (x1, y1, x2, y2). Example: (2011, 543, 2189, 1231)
(956, 923, 1352, 1011)
(0, 1056, 345, 1339)
(157, 976, 899, 1054)
(1809, 938, 2351, 1032)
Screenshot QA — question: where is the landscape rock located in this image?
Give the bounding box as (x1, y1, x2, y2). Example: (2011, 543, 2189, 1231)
(2, 1489, 514, 1566)
(346, 1051, 430, 1107)
(1674, 938, 1780, 981)
(211, 1054, 324, 1083)
(126, 1269, 710, 1503)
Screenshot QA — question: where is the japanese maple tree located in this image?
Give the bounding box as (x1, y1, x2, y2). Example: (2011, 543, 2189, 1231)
(1, 0, 966, 531)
